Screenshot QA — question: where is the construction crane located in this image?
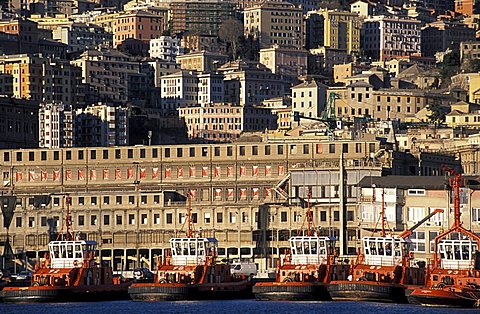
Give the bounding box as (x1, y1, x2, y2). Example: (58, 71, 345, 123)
(293, 92, 341, 133)
(398, 208, 444, 238)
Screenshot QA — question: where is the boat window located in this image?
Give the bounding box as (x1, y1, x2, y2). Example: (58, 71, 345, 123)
(454, 244, 461, 260)
(296, 241, 303, 254)
(378, 241, 384, 255)
(52, 245, 60, 259)
(311, 241, 317, 254)
(385, 242, 392, 256)
(75, 245, 82, 259)
(189, 242, 196, 255)
(67, 244, 73, 258)
(303, 241, 310, 254)
(394, 242, 401, 257)
(60, 245, 66, 258)
(462, 245, 470, 260)
(174, 243, 181, 255)
(369, 241, 377, 255)
(445, 244, 453, 260)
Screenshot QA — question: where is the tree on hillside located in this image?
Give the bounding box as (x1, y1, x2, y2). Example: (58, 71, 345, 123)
(219, 19, 244, 60)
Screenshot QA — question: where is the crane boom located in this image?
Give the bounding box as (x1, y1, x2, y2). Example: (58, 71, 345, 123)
(399, 208, 444, 238)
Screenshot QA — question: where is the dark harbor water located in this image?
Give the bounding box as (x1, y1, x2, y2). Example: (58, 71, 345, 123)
(1, 300, 479, 314)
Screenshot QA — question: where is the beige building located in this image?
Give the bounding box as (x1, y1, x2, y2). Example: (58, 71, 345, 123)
(0, 139, 396, 270)
(71, 48, 141, 104)
(333, 86, 455, 122)
(176, 51, 229, 73)
(178, 103, 277, 141)
(259, 45, 308, 77)
(445, 101, 480, 128)
(244, 0, 303, 49)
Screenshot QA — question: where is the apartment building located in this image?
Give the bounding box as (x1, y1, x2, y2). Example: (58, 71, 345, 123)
(305, 9, 361, 54)
(291, 80, 327, 122)
(259, 45, 308, 78)
(113, 10, 164, 48)
(170, 0, 236, 36)
(0, 19, 40, 54)
(176, 51, 229, 73)
(39, 103, 75, 148)
(52, 23, 113, 53)
(333, 86, 455, 122)
(218, 60, 286, 107)
(178, 103, 277, 141)
(71, 48, 141, 104)
(455, 0, 479, 16)
(0, 97, 38, 149)
(149, 36, 184, 61)
(244, 0, 303, 49)
(460, 41, 480, 61)
(0, 54, 78, 105)
(160, 70, 199, 111)
(363, 16, 421, 61)
(421, 20, 476, 57)
(181, 33, 227, 54)
(75, 104, 128, 147)
(197, 72, 225, 105)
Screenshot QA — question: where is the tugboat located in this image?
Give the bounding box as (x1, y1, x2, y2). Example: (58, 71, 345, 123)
(407, 170, 480, 307)
(328, 188, 442, 303)
(1, 195, 131, 303)
(252, 192, 350, 301)
(128, 192, 251, 301)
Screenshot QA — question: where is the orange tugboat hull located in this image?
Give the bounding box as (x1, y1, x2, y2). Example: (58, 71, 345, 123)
(406, 287, 480, 308)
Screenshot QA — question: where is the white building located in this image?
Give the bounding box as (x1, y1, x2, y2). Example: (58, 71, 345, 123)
(363, 16, 421, 61)
(52, 23, 113, 54)
(197, 72, 224, 105)
(291, 80, 327, 123)
(149, 36, 184, 61)
(160, 70, 199, 111)
(75, 104, 128, 147)
(39, 102, 75, 148)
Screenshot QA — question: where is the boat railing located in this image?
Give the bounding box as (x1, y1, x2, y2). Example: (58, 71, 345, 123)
(440, 259, 475, 270)
(291, 254, 328, 265)
(171, 255, 207, 266)
(364, 255, 402, 267)
(50, 259, 84, 269)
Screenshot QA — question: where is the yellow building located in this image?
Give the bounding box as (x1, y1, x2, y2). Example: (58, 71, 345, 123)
(0, 54, 77, 104)
(305, 9, 361, 54)
(445, 101, 480, 128)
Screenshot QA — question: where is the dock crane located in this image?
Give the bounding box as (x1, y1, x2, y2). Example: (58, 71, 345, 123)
(398, 208, 444, 239)
(293, 92, 341, 135)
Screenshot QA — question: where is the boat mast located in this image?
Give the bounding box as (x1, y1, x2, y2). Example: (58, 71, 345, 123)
(381, 188, 386, 237)
(65, 194, 74, 241)
(186, 191, 194, 238)
(307, 189, 312, 236)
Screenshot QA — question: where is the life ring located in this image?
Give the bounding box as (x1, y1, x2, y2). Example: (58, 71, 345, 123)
(282, 277, 293, 283)
(31, 281, 40, 287)
(159, 278, 168, 284)
(73, 260, 79, 267)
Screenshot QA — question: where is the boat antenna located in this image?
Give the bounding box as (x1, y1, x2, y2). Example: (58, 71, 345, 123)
(298, 188, 316, 236)
(180, 191, 195, 238)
